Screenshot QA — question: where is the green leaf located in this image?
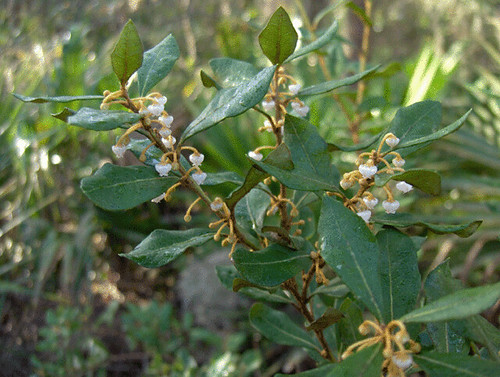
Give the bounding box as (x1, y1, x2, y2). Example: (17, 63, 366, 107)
(397, 109, 472, 149)
(346, 1, 372, 27)
(338, 298, 364, 346)
(215, 265, 239, 290)
(60, 107, 141, 131)
(327, 133, 380, 152)
(377, 228, 421, 322)
(254, 115, 340, 192)
(305, 308, 344, 331)
(180, 65, 275, 142)
(201, 171, 243, 186)
(298, 65, 380, 97)
(414, 351, 500, 377)
(372, 213, 482, 238)
(137, 34, 179, 96)
(249, 303, 320, 351)
(284, 21, 338, 63)
(232, 244, 310, 287)
(52, 107, 76, 122)
(120, 228, 214, 268)
(318, 196, 385, 320)
(111, 19, 143, 85)
(210, 58, 259, 87)
(200, 70, 219, 88)
(275, 344, 383, 377)
(258, 7, 298, 64)
(234, 188, 269, 236)
(400, 281, 500, 323)
(13, 93, 103, 103)
(80, 163, 177, 210)
(374, 169, 441, 196)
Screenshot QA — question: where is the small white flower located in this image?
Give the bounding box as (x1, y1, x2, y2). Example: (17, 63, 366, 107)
(358, 164, 378, 179)
(162, 136, 176, 149)
(248, 151, 263, 161)
(340, 179, 354, 190)
(155, 162, 172, 177)
(396, 181, 413, 193)
(289, 83, 301, 95)
(383, 200, 400, 214)
(263, 119, 273, 132)
(151, 194, 165, 203)
(392, 352, 413, 370)
(159, 115, 174, 127)
(156, 96, 167, 106)
(112, 145, 127, 158)
(147, 103, 164, 117)
(262, 99, 275, 112)
(393, 157, 405, 168)
(189, 153, 204, 167)
(363, 197, 379, 209)
(386, 135, 400, 148)
(210, 199, 223, 212)
(291, 101, 309, 117)
(357, 210, 372, 223)
(192, 171, 207, 185)
(159, 127, 172, 138)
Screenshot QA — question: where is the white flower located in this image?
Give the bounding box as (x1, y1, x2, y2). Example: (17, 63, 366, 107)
(192, 171, 207, 185)
(156, 96, 167, 106)
(112, 145, 127, 158)
(289, 83, 301, 95)
(159, 115, 173, 127)
(159, 127, 172, 138)
(340, 179, 354, 190)
(189, 153, 204, 167)
(383, 200, 400, 214)
(291, 101, 309, 117)
(357, 210, 372, 223)
(392, 352, 413, 370)
(147, 103, 164, 117)
(162, 136, 176, 149)
(155, 162, 172, 177)
(151, 194, 165, 203)
(248, 151, 263, 161)
(210, 199, 223, 212)
(358, 164, 378, 179)
(386, 135, 400, 148)
(363, 197, 379, 209)
(262, 99, 275, 112)
(396, 181, 413, 193)
(393, 157, 405, 168)
(263, 119, 273, 132)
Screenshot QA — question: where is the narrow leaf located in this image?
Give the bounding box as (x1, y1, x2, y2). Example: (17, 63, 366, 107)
(63, 107, 141, 131)
(305, 308, 344, 331)
(120, 228, 213, 268)
(111, 19, 143, 84)
(346, 1, 373, 27)
(284, 21, 338, 63)
(137, 34, 180, 96)
(259, 7, 298, 64)
(298, 65, 379, 97)
(414, 351, 500, 377)
(249, 303, 320, 351)
(13, 93, 103, 103)
(52, 108, 76, 122)
(400, 281, 500, 323)
(80, 163, 177, 210)
(375, 169, 441, 196)
(318, 196, 385, 320)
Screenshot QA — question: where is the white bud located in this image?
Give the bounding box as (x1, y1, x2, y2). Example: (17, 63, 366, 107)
(262, 100, 275, 112)
(147, 103, 164, 117)
(396, 181, 413, 193)
(363, 197, 379, 209)
(248, 151, 263, 161)
(392, 352, 413, 370)
(112, 145, 127, 158)
(393, 157, 405, 168)
(192, 171, 207, 185)
(189, 153, 204, 167)
(155, 162, 172, 177)
(340, 179, 354, 190)
(291, 101, 309, 117)
(358, 164, 378, 179)
(151, 194, 165, 203)
(357, 210, 372, 223)
(289, 83, 302, 95)
(263, 119, 273, 132)
(159, 127, 172, 138)
(162, 136, 176, 149)
(210, 199, 223, 212)
(383, 200, 400, 214)
(156, 96, 167, 106)
(386, 135, 400, 148)
(159, 115, 174, 127)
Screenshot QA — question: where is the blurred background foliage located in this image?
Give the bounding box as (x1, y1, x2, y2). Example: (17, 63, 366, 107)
(1, 0, 499, 375)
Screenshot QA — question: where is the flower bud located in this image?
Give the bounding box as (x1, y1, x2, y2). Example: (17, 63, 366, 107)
(112, 145, 127, 158)
(189, 152, 204, 167)
(357, 210, 372, 223)
(155, 162, 172, 177)
(192, 171, 207, 185)
(396, 181, 413, 193)
(289, 83, 301, 95)
(386, 135, 400, 148)
(248, 151, 263, 161)
(383, 200, 400, 214)
(359, 164, 378, 179)
(393, 157, 405, 168)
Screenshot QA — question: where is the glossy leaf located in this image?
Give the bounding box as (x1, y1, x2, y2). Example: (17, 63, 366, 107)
(254, 115, 340, 192)
(298, 65, 379, 97)
(338, 298, 364, 346)
(210, 58, 259, 87)
(232, 244, 310, 287)
(60, 107, 141, 131)
(201, 172, 243, 186)
(249, 303, 320, 351)
(111, 19, 143, 85)
(234, 188, 269, 235)
(327, 133, 380, 152)
(120, 228, 214, 268)
(80, 163, 177, 210)
(318, 196, 385, 320)
(258, 7, 298, 64)
(275, 344, 383, 377)
(375, 169, 441, 196)
(137, 34, 180, 96)
(372, 213, 482, 238)
(284, 21, 338, 63)
(414, 351, 500, 377)
(377, 228, 421, 322)
(180, 65, 275, 142)
(200, 69, 219, 88)
(215, 265, 239, 290)
(13, 93, 103, 103)
(400, 281, 500, 323)
(305, 308, 343, 331)
(52, 107, 76, 122)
